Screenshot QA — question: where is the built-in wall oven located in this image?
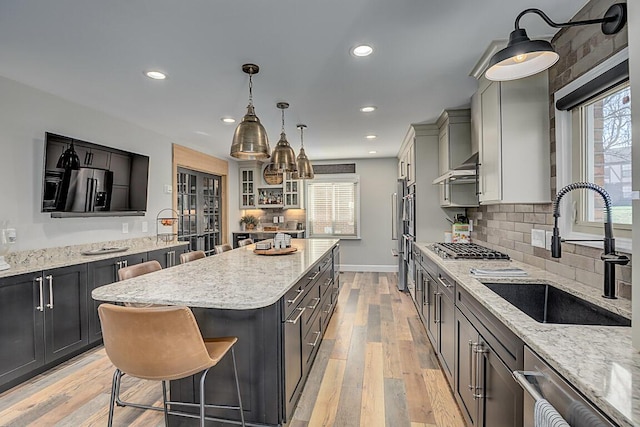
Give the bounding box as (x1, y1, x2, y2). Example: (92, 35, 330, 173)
(514, 346, 615, 427)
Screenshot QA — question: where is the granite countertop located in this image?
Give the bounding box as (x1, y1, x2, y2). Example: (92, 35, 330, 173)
(92, 238, 338, 310)
(415, 242, 636, 427)
(0, 238, 189, 279)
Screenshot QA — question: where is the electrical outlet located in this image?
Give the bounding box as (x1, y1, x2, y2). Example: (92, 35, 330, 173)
(141, 221, 148, 233)
(122, 223, 129, 234)
(531, 229, 545, 248)
(545, 231, 553, 250)
(164, 184, 173, 194)
(468, 219, 473, 232)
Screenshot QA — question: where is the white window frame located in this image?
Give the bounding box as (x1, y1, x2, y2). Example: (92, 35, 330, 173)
(304, 173, 361, 239)
(555, 47, 632, 252)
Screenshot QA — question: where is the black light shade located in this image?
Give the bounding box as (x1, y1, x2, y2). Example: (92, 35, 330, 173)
(56, 141, 81, 170)
(485, 29, 559, 81)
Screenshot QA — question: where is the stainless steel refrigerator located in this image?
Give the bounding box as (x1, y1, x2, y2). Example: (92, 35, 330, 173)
(393, 178, 415, 291)
(60, 167, 113, 212)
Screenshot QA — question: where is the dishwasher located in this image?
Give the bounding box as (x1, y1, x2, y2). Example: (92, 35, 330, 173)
(513, 346, 616, 427)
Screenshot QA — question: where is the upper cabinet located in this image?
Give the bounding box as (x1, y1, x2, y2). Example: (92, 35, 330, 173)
(397, 138, 415, 185)
(469, 41, 551, 205)
(473, 74, 550, 204)
(238, 161, 301, 209)
(432, 109, 478, 208)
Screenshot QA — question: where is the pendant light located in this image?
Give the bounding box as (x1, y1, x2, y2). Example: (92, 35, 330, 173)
(268, 102, 297, 173)
(230, 64, 270, 159)
(293, 124, 314, 179)
(486, 3, 627, 81)
(56, 140, 80, 170)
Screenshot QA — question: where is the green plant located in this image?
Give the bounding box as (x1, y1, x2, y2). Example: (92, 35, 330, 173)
(239, 215, 259, 227)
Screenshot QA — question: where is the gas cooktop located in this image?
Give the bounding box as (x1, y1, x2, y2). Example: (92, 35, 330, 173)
(430, 243, 510, 260)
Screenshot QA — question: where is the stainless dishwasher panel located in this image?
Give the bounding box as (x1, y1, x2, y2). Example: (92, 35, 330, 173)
(516, 346, 615, 427)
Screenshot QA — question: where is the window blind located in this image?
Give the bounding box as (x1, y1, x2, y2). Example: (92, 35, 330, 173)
(306, 176, 359, 238)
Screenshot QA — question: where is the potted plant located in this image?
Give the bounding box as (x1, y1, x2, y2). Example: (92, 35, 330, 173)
(240, 215, 259, 230)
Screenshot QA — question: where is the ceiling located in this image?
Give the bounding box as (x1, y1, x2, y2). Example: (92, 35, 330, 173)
(0, 0, 587, 161)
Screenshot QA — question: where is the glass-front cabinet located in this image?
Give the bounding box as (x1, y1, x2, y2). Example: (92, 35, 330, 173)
(238, 161, 301, 209)
(240, 167, 256, 208)
(284, 174, 300, 208)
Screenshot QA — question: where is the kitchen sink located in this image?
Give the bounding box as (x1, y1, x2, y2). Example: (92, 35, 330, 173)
(482, 282, 631, 327)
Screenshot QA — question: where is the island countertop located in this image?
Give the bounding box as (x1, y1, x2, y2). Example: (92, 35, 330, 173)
(91, 238, 339, 310)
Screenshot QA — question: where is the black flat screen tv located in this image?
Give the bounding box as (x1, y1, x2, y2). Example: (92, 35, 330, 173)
(42, 132, 150, 217)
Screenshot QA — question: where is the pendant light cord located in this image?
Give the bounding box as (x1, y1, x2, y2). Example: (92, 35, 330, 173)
(299, 126, 305, 148)
(248, 73, 254, 106)
(281, 109, 285, 133)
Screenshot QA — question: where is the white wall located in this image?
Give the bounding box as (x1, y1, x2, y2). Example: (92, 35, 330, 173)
(0, 75, 238, 252)
(309, 158, 397, 271)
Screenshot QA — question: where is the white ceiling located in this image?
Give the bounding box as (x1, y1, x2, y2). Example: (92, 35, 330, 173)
(0, 0, 587, 161)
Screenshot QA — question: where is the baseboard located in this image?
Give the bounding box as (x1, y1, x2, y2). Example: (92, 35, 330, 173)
(338, 264, 398, 273)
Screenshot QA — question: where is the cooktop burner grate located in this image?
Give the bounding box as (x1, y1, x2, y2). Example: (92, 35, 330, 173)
(431, 243, 510, 260)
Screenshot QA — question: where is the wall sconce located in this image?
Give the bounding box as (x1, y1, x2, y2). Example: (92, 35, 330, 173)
(486, 3, 627, 81)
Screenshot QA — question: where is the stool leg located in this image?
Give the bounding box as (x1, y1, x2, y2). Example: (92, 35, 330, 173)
(108, 369, 120, 427)
(231, 348, 245, 427)
(199, 367, 212, 427)
(162, 380, 170, 426)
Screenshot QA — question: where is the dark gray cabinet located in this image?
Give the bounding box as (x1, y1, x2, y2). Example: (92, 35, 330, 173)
(0, 264, 88, 392)
(147, 246, 186, 268)
(455, 285, 523, 427)
(87, 253, 147, 343)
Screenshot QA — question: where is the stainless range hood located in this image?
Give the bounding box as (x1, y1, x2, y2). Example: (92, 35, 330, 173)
(432, 152, 478, 185)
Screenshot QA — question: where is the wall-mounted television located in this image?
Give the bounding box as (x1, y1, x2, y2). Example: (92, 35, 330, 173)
(42, 132, 149, 217)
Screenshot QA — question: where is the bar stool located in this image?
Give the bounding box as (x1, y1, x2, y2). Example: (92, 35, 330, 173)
(117, 260, 162, 308)
(98, 304, 245, 427)
(180, 250, 206, 264)
(238, 238, 254, 247)
(214, 244, 233, 254)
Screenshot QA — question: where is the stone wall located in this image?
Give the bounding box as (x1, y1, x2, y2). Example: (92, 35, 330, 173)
(467, 0, 632, 298)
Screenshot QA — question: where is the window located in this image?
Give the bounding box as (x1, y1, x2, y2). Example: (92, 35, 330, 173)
(305, 175, 360, 238)
(571, 82, 632, 234)
(555, 48, 632, 247)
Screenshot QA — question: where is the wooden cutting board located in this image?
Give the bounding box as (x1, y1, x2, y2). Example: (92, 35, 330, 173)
(253, 247, 298, 256)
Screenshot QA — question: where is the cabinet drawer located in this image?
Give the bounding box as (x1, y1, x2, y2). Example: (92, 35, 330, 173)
(283, 283, 307, 320)
(301, 285, 322, 337)
(302, 314, 322, 368)
(436, 270, 455, 300)
(421, 252, 438, 277)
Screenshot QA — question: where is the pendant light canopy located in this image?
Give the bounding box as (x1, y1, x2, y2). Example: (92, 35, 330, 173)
(269, 102, 297, 173)
(56, 140, 80, 170)
(486, 3, 627, 81)
(230, 64, 270, 160)
(293, 124, 314, 180)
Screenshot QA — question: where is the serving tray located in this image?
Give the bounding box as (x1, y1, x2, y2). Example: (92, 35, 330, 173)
(81, 247, 129, 256)
(253, 247, 297, 256)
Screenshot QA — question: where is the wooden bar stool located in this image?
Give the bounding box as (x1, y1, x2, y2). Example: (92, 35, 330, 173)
(238, 238, 254, 247)
(98, 304, 245, 427)
(214, 243, 232, 254)
(180, 250, 206, 264)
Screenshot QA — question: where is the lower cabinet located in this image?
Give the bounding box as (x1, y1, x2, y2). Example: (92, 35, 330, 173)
(87, 253, 148, 344)
(147, 246, 186, 268)
(0, 264, 88, 391)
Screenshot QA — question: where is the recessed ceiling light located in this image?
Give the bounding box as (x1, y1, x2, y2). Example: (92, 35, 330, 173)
(365, 134, 377, 140)
(144, 70, 167, 80)
(221, 117, 236, 124)
(352, 45, 373, 57)
(360, 106, 377, 113)
(369, 151, 377, 154)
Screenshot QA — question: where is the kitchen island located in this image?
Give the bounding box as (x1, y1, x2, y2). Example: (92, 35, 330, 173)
(92, 238, 340, 427)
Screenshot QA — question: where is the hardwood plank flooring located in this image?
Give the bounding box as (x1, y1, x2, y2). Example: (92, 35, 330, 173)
(0, 271, 466, 427)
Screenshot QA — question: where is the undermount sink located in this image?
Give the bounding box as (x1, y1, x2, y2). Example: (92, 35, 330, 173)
(482, 282, 630, 327)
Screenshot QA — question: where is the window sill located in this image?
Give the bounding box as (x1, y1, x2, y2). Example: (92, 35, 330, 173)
(563, 230, 631, 254)
(309, 235, 361, 240)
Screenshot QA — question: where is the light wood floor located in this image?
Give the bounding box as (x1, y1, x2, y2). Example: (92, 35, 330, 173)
(0, 272, 466, 427)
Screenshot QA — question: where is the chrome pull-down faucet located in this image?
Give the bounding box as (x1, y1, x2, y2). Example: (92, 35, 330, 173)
(551, 182, 629, 299)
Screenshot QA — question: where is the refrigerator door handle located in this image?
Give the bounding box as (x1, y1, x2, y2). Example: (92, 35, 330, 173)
(391, 193, 397, 240)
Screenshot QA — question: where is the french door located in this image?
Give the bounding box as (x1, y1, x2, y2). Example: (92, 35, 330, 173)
(176, 168, 222, 256)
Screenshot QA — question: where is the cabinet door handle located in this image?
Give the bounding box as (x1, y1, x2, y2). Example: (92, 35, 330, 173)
(468, 341, 477, 394)
(434, 292, 442, 323)
(307, 297, 321, 310)
(307, 331, 322, 347)
(473, 343, 487, 399)
(123, 260, 128, 268)
(287, 288, 305, 305)
(286, 307, 306, 324)
(45, 275, 54, 309)
(323, 302, 334, 314)
(307, 270, 321, 281)
(423, 277, 429, 305)
(437, 277, 452, 289)
(116, 261, 122, 269)
(35, 277, 44, 312)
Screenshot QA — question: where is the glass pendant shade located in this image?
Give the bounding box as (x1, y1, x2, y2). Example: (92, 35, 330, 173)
(230, 63, 270, 159)
(56, 141, 81, 170)
(486, 29, 559, 81)
(230, 104, 270, 159)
